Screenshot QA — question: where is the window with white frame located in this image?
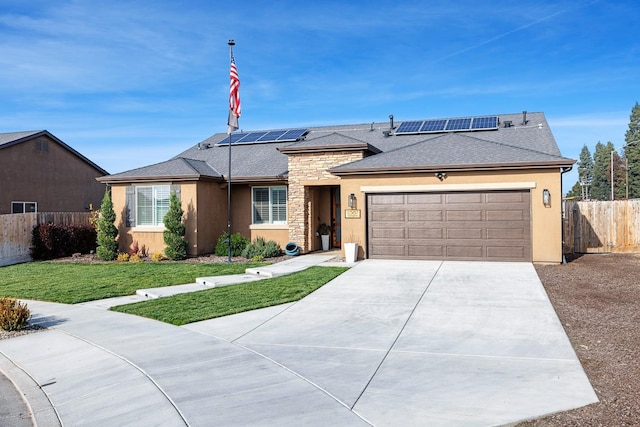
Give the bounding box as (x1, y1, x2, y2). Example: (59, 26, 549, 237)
(136, 185, 170, 226)
(11, 201, 37, 213)
(252, 186, 287, 224)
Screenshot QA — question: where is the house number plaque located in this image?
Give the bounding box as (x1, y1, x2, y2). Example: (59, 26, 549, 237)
(345, 209, 361, 219)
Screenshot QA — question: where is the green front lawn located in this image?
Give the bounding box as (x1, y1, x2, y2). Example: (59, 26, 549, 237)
(0, 262, 263, 304)
(111, 266, 348, 325)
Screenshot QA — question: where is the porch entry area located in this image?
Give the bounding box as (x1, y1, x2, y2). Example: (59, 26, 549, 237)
(307, 185, 341, 251)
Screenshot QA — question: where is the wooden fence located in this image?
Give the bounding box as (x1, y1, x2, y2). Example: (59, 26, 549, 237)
(564, 200, 640, 254)
(0, 212, 92, 266)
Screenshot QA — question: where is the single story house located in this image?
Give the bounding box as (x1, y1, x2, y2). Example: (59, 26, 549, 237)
(0, 130, 108, 214)
(98, 111, 574, 263)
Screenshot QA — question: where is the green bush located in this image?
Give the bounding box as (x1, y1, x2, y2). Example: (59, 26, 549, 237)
(163, 192, 188, 260)
(241, 237, 281, 259)
(31, 224, 97, 260)
(0, 298, 30, 331)
(215, 232, 249, 257)
(96, 189, 119, 261)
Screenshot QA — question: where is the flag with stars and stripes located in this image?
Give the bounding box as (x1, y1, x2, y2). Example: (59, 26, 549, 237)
(227, 53, 241, 134)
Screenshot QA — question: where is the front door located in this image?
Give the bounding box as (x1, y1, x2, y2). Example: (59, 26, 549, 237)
(331, 187, 341, 247)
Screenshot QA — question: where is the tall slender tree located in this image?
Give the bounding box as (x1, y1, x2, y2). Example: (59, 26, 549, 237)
(96, 189, 118, 260)
(624, 102, 640, 199)
(591, 141, 616, 200)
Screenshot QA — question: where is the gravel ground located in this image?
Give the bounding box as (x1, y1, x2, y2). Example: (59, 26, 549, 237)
(519, 253, 640, 426)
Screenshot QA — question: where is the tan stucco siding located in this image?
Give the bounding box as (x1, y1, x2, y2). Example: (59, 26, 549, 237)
(0, 135, 106, 214)
(339, 169, 564, 263)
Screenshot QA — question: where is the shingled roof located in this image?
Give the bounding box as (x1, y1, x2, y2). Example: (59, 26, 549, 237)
(98, 111, 574, 183)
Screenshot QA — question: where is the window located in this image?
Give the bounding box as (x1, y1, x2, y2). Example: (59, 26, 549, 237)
(12, 202, 37, 213)
(252, 186, 287, 224)
(136, 185, 170, 226)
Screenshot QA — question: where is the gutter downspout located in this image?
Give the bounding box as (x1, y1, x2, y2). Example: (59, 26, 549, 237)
(561, 165, 573, 264)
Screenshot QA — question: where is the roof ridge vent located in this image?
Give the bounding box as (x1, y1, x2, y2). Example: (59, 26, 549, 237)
(503, 120, 513, 128)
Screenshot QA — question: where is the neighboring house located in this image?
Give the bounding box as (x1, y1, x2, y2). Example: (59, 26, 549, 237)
(0, 130, 108, 214)
(98, 112, 574, 263)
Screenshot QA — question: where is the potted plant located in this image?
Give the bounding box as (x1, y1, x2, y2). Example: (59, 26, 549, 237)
(344, 231, 358, 263)
(317, 223, 331, 251)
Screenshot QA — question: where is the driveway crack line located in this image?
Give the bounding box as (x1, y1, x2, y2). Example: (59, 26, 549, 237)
(351, 260, 445, 410)
(54, 329, 190, 426)
(234, 342, 375, 426)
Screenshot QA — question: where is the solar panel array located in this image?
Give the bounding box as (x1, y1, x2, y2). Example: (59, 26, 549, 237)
(216, 128, 308, 146)
(395, 116, 498, 135)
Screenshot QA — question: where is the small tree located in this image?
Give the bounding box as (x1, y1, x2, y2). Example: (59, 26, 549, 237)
(163, 191, 188, 260)
(96, 189, 119, 260)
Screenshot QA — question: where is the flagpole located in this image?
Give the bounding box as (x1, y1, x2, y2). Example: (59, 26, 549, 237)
(227, 39, 235, 263)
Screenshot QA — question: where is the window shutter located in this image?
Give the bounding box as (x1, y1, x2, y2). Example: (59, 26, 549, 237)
(125, 186, 135, 227)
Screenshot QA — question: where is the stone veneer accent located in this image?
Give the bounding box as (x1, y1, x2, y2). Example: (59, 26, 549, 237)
(287, 151, 364, 252)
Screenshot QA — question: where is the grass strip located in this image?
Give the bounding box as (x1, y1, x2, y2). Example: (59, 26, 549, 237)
(0, 262, 263, 304)
(111, 266, 348, 325)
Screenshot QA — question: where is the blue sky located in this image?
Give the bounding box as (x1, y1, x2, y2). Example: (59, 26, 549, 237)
(1, 0, 639, 192)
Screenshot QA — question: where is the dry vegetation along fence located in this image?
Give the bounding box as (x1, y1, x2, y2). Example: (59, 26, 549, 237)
(564, 200, 640, 254)
(0, 212, 92, 266)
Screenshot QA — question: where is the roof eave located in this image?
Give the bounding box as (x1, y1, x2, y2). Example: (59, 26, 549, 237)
(97, 174, 222, 184)
(330, 160, 576, 176)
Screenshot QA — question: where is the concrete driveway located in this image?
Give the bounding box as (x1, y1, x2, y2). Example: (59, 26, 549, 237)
(0, 260, 597, 426)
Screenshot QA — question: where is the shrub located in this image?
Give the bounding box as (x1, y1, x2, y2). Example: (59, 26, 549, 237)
(163, 192, 188, 260)
(0, 298, 30, 331)
(96, 189, 119, 261)
(117, 253, 130, 262)
(215, 232, 249, 257)
(241, 237, 281, 259)
(129, 253, 143, 263)
(151, 252, 164, 262)
(31, 224, 97, 260)
(128, 240, 139, 256)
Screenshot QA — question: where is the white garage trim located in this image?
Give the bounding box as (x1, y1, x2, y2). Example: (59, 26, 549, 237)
(360, 182, 537, 193)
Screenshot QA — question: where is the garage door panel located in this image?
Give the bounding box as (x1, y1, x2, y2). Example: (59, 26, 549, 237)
(447, 210, 483, 221)
(486, 192, 526, 203)
(487, 228, 525, 240)
(408, 210, 443, 221)
(371, 211, 406, 222)
(408, 193, 443, 204)
(487, 246, 525, 259)
(371, 194, 405, 205)
(446, 193, 483, 203)
(370, 244, 406, 256)
(368, 191, 531, 261)
(408, 228, 443, 239)
(486, 210, 525, 221)
(371, 227, 405, 239)
(408, 245, 444, 257)
(447, 245, 483, 258)
(447, 228, 482, 239)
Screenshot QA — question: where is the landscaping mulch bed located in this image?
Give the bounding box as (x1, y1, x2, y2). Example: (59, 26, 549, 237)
(519, 253, 640, 426)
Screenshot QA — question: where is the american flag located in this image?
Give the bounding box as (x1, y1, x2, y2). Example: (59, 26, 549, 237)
(227, 52, 241, 134)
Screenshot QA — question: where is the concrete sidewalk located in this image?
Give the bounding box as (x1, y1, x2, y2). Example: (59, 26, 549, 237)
(0, 260, 597, 426)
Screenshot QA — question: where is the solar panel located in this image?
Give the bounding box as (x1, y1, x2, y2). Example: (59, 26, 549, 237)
(395, 121, 424, 134)
(237, 132, 267, 143)
(445, 118, 472, 131)
(277, 128, 308, 141)
(420, 119, 447, 132)
(216, 132, 248, 145)
(471, 116, 498, 130)
(258, 130, 287, 141)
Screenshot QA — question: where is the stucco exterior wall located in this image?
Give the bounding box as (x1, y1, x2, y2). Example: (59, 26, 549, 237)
(0, 135, 106, 214)
(338, 168, 564, 263)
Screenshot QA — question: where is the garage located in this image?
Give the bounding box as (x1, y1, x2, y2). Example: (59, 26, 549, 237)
(367, 191, 531, 261)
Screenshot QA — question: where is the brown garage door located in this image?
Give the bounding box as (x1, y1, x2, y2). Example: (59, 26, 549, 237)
(367, 191, 531, 261)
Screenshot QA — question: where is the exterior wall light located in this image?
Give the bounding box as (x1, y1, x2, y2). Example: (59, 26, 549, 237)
(348, 193, 357, 209)
(543, 189, 551, 207)
(435, 172, 447, 181)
